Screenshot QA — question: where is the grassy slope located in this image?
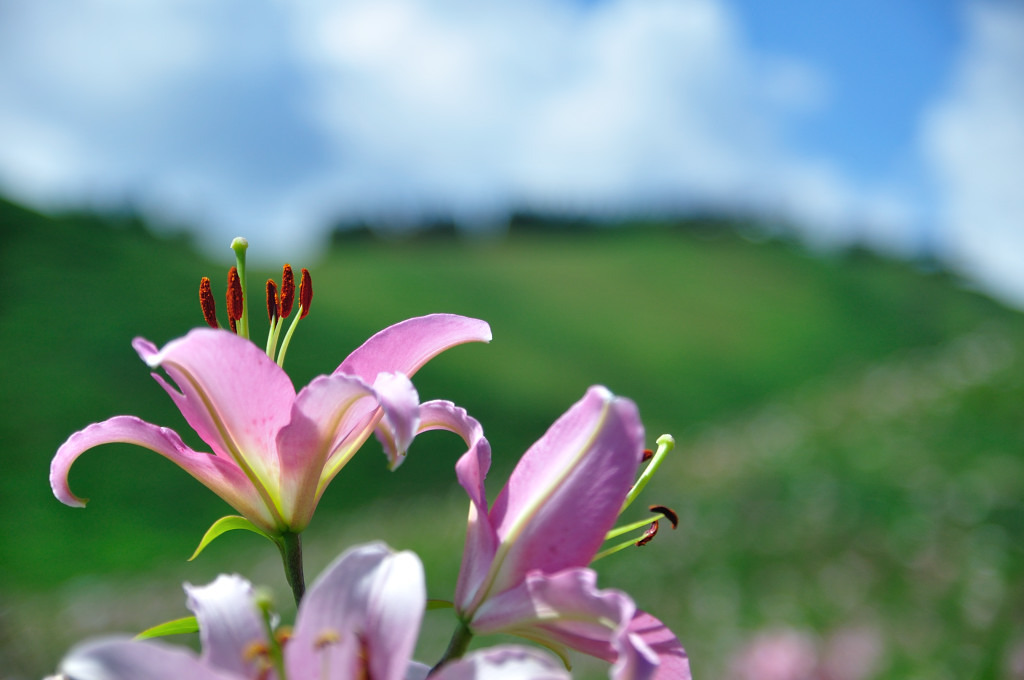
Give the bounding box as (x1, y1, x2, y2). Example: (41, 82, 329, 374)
(1, 201, 1022, 678)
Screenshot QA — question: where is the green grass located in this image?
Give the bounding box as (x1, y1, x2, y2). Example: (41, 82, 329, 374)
(1, 199, 1022, 678)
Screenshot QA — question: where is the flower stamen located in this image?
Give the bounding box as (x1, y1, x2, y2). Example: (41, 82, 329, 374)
(635, 520, 659, 546)
(243, 640, 271, 664)
(594, 504, 678, 561)
(199, 277, 219, 329)
(649, 504, 678, 529)
(313, 629, 344, 680)
(261, 264, 312, 365)
(227, 266, 244, 335)
(314, 629, 341, 650)
(242, 639, 277, 680)
(275, 626, 293, 647)
(266, 279, 280, 324)
(265, 279, 281, 358)
(280, 264, 295, 319)
(204, 242, 312, 366)
(299, 268, 312, 319)
(277, 268, 313, 367)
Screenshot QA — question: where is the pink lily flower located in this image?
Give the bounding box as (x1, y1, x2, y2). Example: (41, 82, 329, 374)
(50, 314, 491, 535)
(55, 542, 569, 680)
(436, 386, 690, 680)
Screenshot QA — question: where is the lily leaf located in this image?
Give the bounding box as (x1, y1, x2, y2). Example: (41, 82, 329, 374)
(426, 598, 454, 610)
(189, 514, 275, 561)
(135, 616, 199, 640)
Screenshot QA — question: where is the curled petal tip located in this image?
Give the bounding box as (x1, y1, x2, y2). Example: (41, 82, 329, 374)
(338, 314, 493, 382)
(132, 337, 160, 367)
(54, 490, 88, 509)
(373, 372, 421, 468)
(478, 321, 493, 343)
(51, 428, 95, 507)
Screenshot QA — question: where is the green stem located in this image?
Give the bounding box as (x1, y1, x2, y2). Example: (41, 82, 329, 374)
(277, 531, 306, 606)
(431, 620, 473, 675)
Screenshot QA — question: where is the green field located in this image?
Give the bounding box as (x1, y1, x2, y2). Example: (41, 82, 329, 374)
(1, 198, 1022, 678)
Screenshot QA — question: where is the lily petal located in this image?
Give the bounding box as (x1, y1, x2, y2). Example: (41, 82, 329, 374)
(470, 568, 634, 650)
(417, 400, 499, 615)
(133, 329, 295, 486)
(418, 400, 492, 511)
(473, 387, 644, 607)
(371, 372, 421, 469)
(472, 569, 667, 680)
(336, 314, 491, 382)
(622, 612, 691, 680)
(537, 609, 688, 680)
(405, 661, 432, 680)
(431, 646, 571, 680)
(58, 637, 233, 680)
(185, 575, 267, 678)
(287, 542, 425, 680)
(276, 373, 379, 529)
(50, 415, 278, 531)
(54, 315, 491, 539)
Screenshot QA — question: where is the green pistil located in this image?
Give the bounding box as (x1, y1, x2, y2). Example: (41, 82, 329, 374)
(620, 434, 674, 513)
(231, 237, 250, 339)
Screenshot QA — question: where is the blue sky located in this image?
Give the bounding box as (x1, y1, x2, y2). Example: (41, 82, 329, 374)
(1, 0, 1021, 306)
(733, 0, 959, 177)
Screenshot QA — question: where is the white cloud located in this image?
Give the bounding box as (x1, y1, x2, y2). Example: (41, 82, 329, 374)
(0, 0, 920, 266)
(922, 1, 1024, 307)
(291, 0, 912, 243)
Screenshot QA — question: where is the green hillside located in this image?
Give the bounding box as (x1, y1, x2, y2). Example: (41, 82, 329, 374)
(1, 198, 1022, 678)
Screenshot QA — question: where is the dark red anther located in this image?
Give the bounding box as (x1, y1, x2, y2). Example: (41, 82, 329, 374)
(649, 505, 678, 529)
(636, 521, 659, 546)
(266, 279, 279, 322)
(199, 277, 219, 329)
(642, 448, 655, 462)
(226, 266, 244, 324)
(298, 268, 312, 319)
(280, 264, 295, 319)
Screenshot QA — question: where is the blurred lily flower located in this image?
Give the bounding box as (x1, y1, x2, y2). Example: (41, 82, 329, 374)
(438, 386, 690, 679)
(50, 314, 491, 536)
(56, 542, 568, 680)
